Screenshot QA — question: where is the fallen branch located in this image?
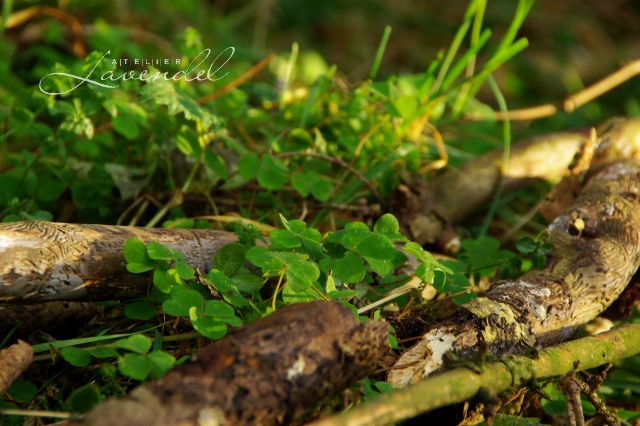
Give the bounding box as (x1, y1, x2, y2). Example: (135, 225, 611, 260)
(390, 159, 640, 387)
(0, 222, 235, 302)
(64, 301, 389, 426)
(0, 340, 33, 395)
(405, 117, 640, 249)
(312, 323, 640, 426)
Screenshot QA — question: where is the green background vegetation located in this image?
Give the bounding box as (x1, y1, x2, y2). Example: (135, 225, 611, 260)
(1, 0, 640, 424)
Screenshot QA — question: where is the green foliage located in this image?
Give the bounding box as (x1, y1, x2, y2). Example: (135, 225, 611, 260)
(6, 380, 37, 403)
(65, 385, 103, 413)
(4, 0, 612, 422)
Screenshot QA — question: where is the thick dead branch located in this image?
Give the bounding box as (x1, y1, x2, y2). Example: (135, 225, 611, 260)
(389, 159, 640, 387)
(65, 301, 389, 426)
(0, 340, 33, 395)
(0, 222, 235, 302)
(406, 117, 640, 247)
(313, 323, 640, 426)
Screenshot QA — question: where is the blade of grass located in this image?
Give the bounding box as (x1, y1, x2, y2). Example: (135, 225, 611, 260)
(454, 37, 529, 115)
(369, 25, 392, 80)
(441, 28, 492, 90)
(31, 327, 158, 353)
(452, 0, 532, 116)
(431, 0, 481, 96)
(452, 0, 487, 112)
(0, 0, 13, 30)
(479, 74, 510, 236)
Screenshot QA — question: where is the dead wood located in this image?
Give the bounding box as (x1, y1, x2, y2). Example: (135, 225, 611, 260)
(314, 324, 640, 426)
(389, 159, 640, 387)
(0, 221, 235, 302)
(405, 117, 640, 249)
(0, 340, 33, 395)
(64, 301, 390, 426)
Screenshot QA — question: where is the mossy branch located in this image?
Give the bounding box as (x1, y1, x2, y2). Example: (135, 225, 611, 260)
(313, 323, 640, 426)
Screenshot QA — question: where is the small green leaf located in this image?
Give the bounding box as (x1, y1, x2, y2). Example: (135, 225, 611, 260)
(416, 263, 435, 284)
(114, 334, 152, 354)
(238, 153, 260, 180)
(205, 151, 229, 180)
(374, 214, 405, 241)
(7, 380, 37, 402)
(270, 229, 301, 249)
(257, 155, 289, 190)
(212, 243, 246, 276)
(87, 347, 119, 359)
(174, 262, 195, 280)
(124, 301, 156, 320)
(123, 238, 152, 272)
(325, 273, 337, 293)
(355, 233, 398, 275)
(453, 291, 477, 305)
(516, 237, 537, 254)
(246, 246, 283, 274)
(310, 174, 333, 202)
(189, 307, 228, 340)
(148, 351, 176, 379)
(176, 131, 201, 158)
(61, 347, 92, 367)
(162, 286, 204, 316)
(126, 262, 154, 273)
(146, 241, 173, 261)
(118, 353, 151, 381)
(281, 284, 317, 303)
(112, 114, 139, 140)
(332, 252, 366, 283)
(153, 269, 178, 293)
(65, 384, 102, 413)
(291, 172, 312, 197)
(202, 300, 243, 327)
(286, 260, 320, 292)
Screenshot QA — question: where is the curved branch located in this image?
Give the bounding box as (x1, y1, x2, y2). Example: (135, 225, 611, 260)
(390, 159, 640, 387)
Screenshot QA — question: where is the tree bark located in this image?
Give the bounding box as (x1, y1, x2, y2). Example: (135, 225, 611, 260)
(389, 159, 640, 387)
(65, 301, 390, 426)
(405, 117, 640, 248)
(313, 323, 640, 426)
(0, 222, 235, 302)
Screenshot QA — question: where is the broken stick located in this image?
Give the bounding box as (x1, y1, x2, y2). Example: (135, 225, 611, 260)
(0, 222, 235, 302)
(65, 301, 389, 426)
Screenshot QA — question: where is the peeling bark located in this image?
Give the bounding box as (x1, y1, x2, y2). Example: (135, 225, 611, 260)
(65, 301, 390, 426)
(0, 222, 235, 302)
(389, 160, 640, 387)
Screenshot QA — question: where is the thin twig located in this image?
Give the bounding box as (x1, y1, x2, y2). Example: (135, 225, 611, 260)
(466, 60, 640, 121)
(6, 6, 86, 57)
(0, 409, 74, 419)
(197, 53, 275, 105)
